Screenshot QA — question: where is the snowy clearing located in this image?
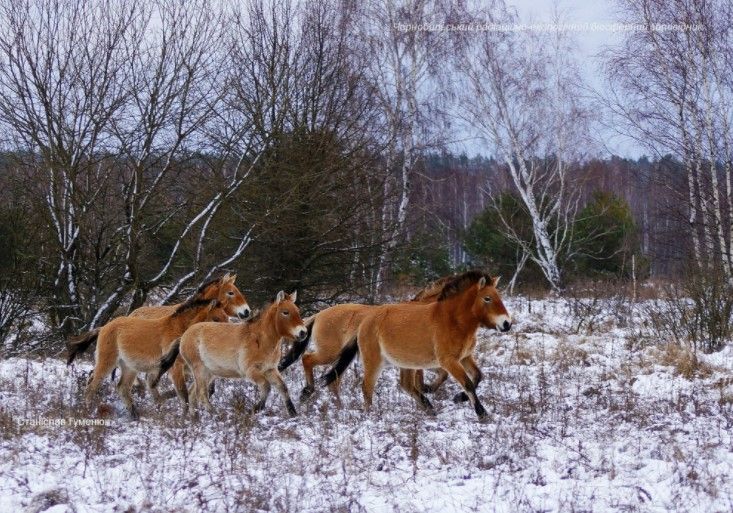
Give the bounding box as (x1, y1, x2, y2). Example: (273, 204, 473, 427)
(1, 297, 733, 512)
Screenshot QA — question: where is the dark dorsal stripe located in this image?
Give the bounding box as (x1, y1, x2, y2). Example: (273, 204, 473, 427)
(172, 298, 219, 317)
(437, 270, 492, 302)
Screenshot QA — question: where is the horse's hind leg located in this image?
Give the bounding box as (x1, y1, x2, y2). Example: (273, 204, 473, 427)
(399, 369, 434, 414)
(194, 367, 213, 412)
(117, 366, 141, 420)
(301, 351, 336, 401)
(360, 347, 383, 411)
(265, 369, 297, 417)
(85, 341, 118, 406)
(421, 369, 449, 394)
(454, 356, 483, 403)
(439, 356, 487, 419)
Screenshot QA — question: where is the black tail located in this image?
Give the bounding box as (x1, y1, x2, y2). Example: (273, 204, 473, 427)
(318, 336, 359, 387)
(278, 317, 315, 372)
(66, 328, 100, 365)
(152, 339, 180, 388)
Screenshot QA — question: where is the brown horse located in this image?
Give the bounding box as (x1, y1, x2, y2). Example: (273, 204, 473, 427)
(130, 273, 250, 320)
(279, 274, 465, 402)
(128, 273, 250, 399)
(320, 271, 511, 418)
(66, 273, 249, 367)
(169, 291, 307, 417)
(76, 298, 229, 419)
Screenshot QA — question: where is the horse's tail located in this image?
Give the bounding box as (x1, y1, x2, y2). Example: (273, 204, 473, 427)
(319, 335, 358, 387)
(66, 328, 100, 365)
(151, 339, 181, 388)
(278, 315, 315, 372)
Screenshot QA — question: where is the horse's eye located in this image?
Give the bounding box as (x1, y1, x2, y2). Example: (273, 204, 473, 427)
(227, 291, 234, 296)
(483, 296, 492, 303)
(282, 310, 289, 316)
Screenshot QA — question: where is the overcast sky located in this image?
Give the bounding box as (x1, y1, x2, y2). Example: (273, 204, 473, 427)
(455, 0, 646, 160)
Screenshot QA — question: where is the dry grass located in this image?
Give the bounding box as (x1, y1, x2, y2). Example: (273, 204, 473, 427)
(655, 344, 713, 380)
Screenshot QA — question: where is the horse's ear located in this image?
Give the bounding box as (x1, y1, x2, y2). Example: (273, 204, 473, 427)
(221, 273, 231, 282)
(290, 290, 297, 303)
(208, 299, 219, 310)
(478, 276, 486, 289)
(276, 290, 285, 303)
(230, 274, 237, 283)
(492, 276, 501, 287)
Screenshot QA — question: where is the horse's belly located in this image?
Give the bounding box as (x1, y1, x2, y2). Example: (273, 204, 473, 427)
(381, 344, 437, 369)
(199, 347, 242, 378)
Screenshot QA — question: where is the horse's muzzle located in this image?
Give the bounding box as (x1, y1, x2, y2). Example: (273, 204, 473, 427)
(238, 307, 251, 319)
(499, 320, 512, 332)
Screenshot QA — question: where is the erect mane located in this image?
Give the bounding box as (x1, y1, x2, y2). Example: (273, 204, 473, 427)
(172, 297, 218, 317)
(436, 270, 492, 302)
(411, 275, 454, 302)
(243, 300, 280, 324)
(196, 276, 223, 295)
(245, 304, 268, 323)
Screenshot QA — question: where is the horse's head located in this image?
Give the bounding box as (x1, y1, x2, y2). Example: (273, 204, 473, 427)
(473, 276, 512, 332)
(272, 290, 307, 342)
(201, 273, 250, 319)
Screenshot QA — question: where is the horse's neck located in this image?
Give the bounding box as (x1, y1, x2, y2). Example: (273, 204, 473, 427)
(250, 306, 281, 350)
(168, 308, 205, 335)
(437, 292, 480, 337)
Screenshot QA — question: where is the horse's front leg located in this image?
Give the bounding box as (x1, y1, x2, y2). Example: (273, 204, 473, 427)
(453, 355, 483, 403)
(438, 356, 487, 419)
(264, 369, 297, 417)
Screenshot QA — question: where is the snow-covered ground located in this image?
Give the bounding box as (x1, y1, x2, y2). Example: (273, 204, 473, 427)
(1, 297, 733, 512)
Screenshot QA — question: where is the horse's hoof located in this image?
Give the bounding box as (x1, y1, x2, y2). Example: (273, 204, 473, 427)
(299, 386, 315, 402)
(453, 392, 469, 403)
(475, 405, 488, 420)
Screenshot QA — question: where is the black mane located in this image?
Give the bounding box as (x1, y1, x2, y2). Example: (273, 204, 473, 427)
(411, 275, 454, 302)
(437, 270, 492, 301)
(196, 276, 223, 294)
(172, 297, 218, 317)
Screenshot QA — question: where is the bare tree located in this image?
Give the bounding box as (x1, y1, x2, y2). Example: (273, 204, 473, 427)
(605, 0, 733, 277)
(453, 3, 592, 290)
(0, 0, 142, 330)
(355, 0, 453, 295)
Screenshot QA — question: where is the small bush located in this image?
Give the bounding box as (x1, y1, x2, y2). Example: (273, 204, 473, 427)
(642, 267, 733, 353)
(571, 191, 646, 279)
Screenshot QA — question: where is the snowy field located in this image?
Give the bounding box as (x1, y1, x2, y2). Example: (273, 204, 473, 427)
(2, 296, 733, 512)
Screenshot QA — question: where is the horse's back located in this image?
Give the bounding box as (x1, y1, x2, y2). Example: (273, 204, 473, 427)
(129, 304, 176, 319)
(313, 303, 373, 356)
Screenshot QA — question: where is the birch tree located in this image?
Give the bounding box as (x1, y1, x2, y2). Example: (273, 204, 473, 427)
(606, 0, 733, 277)
(356, 0, 453, 295)
(453, 3, 591, 290)
(0, 0, 141, 331)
